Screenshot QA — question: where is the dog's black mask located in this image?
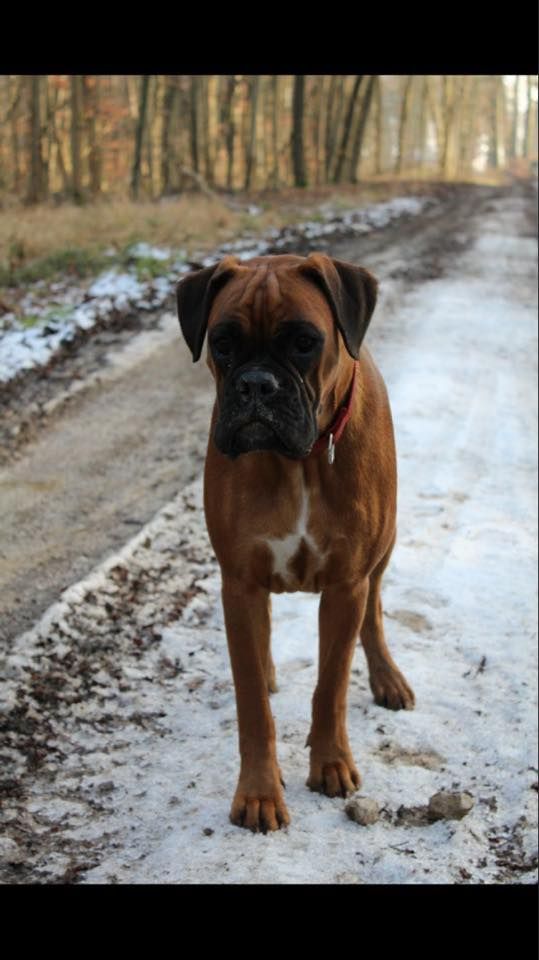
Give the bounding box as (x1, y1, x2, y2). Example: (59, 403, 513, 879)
(209, 320, 323, 459)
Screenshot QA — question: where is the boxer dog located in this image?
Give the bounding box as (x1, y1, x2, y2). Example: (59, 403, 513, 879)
(176, 253, 414, 832)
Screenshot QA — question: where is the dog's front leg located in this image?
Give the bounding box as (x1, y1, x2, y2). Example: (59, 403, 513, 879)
(221, 576, 289, 832)
(307, 579, 369, 798)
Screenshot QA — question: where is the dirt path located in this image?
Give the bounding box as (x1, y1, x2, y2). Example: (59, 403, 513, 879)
(0, 184, 514, 645)
(0, 328, 215, 643)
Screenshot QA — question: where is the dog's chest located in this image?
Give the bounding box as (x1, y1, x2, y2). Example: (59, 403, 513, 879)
(261, 484, 326, 592)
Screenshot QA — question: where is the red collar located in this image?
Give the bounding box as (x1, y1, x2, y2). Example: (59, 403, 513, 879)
(308, 362, 358, 462)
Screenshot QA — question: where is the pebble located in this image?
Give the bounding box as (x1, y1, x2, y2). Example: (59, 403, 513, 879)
(0, 837, 25, 865)
(345, 796, 380, 826)
(428, 791, 475, 821)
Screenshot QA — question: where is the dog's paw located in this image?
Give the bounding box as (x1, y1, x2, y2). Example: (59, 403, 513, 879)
(230, 766, 289, 832)
(230, 791, 290, 833)
(307, 756, 361, 799)
(369, 664, 415, 710)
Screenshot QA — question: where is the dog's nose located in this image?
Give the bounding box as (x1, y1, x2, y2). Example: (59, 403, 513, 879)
(236, 369, 279, 402)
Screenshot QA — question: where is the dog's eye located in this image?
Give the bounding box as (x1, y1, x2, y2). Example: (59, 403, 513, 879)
(213, 336, 233, 357)
(294, 334, 316, 354)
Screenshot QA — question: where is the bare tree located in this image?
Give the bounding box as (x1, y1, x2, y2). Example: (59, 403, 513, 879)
(220, 75, 236, 190)
(325, 76, 345, 181)
(8, 77, 24, 194)
(349, 75, 376, 182)
(27, 76, 46, 204)
(189, 76, 201, 175)
(83, 76, 102, 196)
(131, 75, 150, 199)
(457, 76, 478, 176)
(244, 76, 260, 190)
(201, 76, 214, 185)
(332, 75, 363, 184)
(493, 75, 506, 169)
(440, 76, 458, 178)
(70, 75, 84, 202)
(524, 75, 536, 159)
(395, 76, 414, 174)
(291, 75, 307, 187)
(427, 76, 444, 169)
(312, 75, 326, 186)
(373, 75, 383, 175)
(416, 76, 429, 169)
(160, 77, 176, 195)
(270, 75, 280, 188)
(47, 77, 69, 196)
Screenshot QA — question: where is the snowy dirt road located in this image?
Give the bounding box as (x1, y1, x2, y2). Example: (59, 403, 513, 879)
(0, 183, 537, 884)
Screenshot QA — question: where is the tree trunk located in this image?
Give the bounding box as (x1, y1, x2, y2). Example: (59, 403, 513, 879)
(160, 77, 176, 195)
(418, 75, 429, 170)
(189, 76, 201, 175)
(244, 75, 260, 191)
(508, 75, 519, 160)
(373, 75, 383, 175)
(324, 75, 338, 181)
(332, 75, 363, 184)
(291, 74, 307, 187)
(394, 75, 413, 174)
(9, 77, 23, 194)
(524, 75, 536, 159)
(313, 76, 325, 186)
(146, 74, 158, 200)
(325, 76, 345, 181)
(201, 76, 214, 185)
(46, 78, 69, 196)
(440, 76, 451, 176)
(131, 74, 150, 199)
(27, 76, 45, 204)
(267, 75, 279, 189)
(70, 75, 84, 202)
(494, 75, 506, 169)
(222, 75, 236, 190)
(457, 76, 478, 176)
(441, 76, 463, 179)
(83, 75, 102, 196)
(259, 76, 270, 186)
(349, 75, 376, 183)
(427, 76, 444, 169)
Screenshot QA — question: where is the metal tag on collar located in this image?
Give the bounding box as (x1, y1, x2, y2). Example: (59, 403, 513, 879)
(328, 432, 335, 465)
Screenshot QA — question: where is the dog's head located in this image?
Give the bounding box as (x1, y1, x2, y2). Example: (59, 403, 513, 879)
(176, 253, 377, 459)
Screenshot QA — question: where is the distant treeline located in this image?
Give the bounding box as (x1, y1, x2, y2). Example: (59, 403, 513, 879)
(2, 75, 537, 204)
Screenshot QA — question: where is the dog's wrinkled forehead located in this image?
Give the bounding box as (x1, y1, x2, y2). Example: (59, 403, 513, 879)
(176, 252, 378, 362)
(209, 259, 332, 336)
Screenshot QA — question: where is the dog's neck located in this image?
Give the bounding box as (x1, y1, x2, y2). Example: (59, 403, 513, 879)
(308, 362, 359, 464)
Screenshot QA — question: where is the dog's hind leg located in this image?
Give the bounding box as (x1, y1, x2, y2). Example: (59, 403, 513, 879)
(360, 536, 415, 710)
(265, 596, 278, 694)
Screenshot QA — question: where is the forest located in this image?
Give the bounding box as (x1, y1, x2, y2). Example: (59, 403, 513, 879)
(1, 75, 537, 206)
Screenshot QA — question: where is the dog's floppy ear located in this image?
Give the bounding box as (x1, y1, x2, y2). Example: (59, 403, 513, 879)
(176, 256, 240, 362)
(298, 253, 378, 359)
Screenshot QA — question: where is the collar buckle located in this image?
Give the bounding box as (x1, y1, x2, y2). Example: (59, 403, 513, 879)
(328, 432, 335, 465)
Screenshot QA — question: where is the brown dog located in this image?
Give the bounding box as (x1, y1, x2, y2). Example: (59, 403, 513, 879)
(176, 253, 414, 832)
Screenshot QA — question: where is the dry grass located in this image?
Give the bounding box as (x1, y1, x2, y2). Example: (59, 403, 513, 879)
(0, 180, 443, 267)
(0, 175, 508, 286)
(0, 195, 244, 266)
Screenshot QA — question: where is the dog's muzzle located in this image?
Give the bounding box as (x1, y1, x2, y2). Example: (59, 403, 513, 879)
(213, 363, 317, 459)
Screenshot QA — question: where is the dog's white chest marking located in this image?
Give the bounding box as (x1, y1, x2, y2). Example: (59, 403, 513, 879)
(263, 484, 324, 582)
